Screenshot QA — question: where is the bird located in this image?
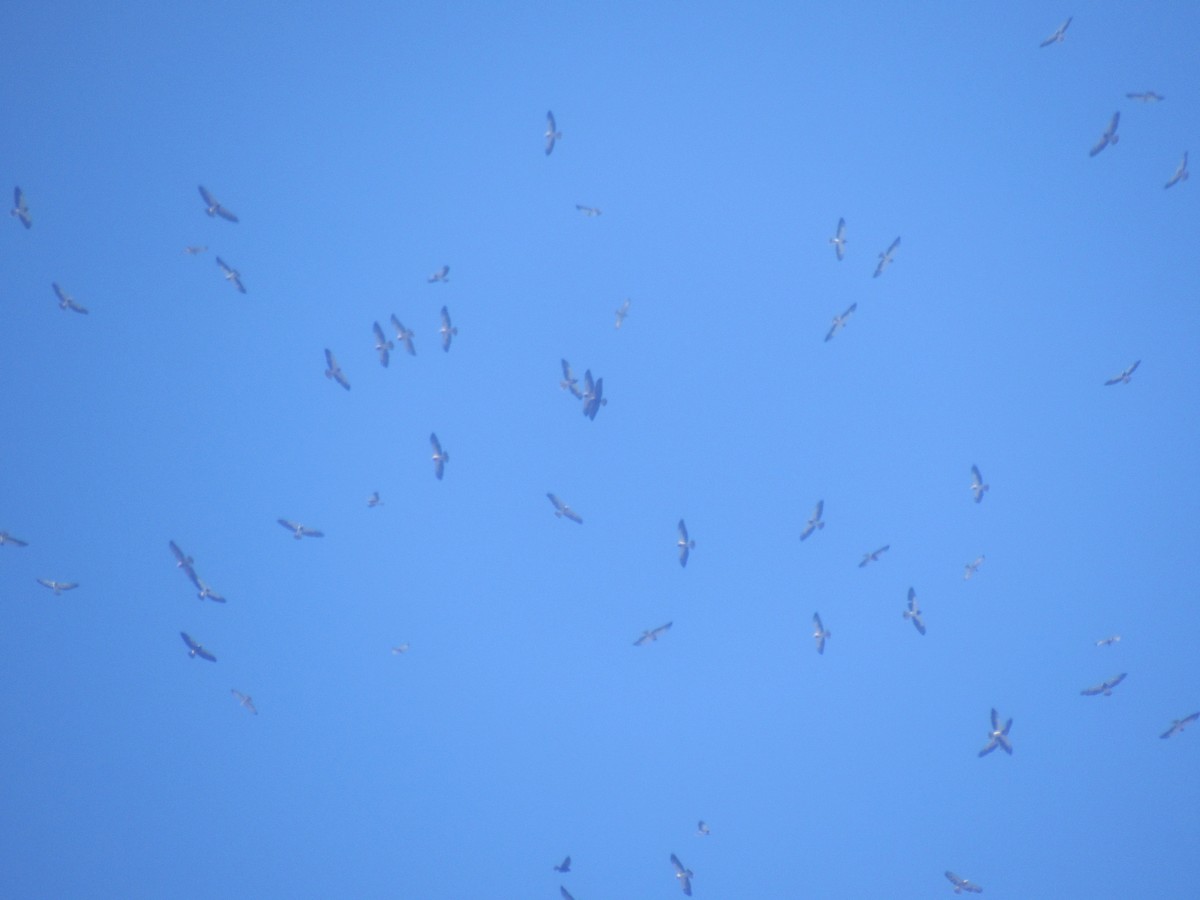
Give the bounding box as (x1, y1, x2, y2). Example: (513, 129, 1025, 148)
(581, 371, 607, 420)
(824, 303, 857, 342)
(559, 888, 575, 900)
(553, 856, 571, 873)
(231, 689, 257, 715)
(547, 493, 583, 524)
(180, 631, 216, 662)
(676, 519, 696, 567)
(367, 491, 382, 508)
(873, 237, 900, 278)
(186, 570, 226, 603)
(277, 519, 324, 540)
(978, 708, 1013, 757)
(371, 322, 393, 367)
(1090, 112, 1120, 157)
(36, 579, 78, 595)
(11, 186, 32, 228)
(1081, 673, 1127, 697)
(1126, 90, 1164, 103)
(812, 612, 831, 655)
(1039, 16, 1071, 47)
(183, 245, 207, 255)
(544, 110, 562, 155)
(168, 540, 195, 575)
(1160, 712, 1199, 739)
(1165, 151, 1189, 189)
(904, 587, 926, 636)
(634, 622, 672, 646)
(964, 555, 985, 580)
(427, 265, 450, 283)
(669, 853, 694, 896)
(215, 257, 246, 294)
(198, 185, 239, 222)
(970, 465, 989, 503)
(430, 433, 449, 480)
(614, 298, 631, 329)
(1095, 635, 1121, 648)
(575, 204, 601, 216)
(1104, 360, 1140, 385)
(0, 531, 29, 547)
(697, 821, 711, 836)
(859, 545, 890, 567)
(945, 871, 984, 894)
(390, 315, 416, 356)
(324, 348, 351, 390)
(559, 359, 583, 398)
(52, 282, 88, 315)
(829, 217, 847, 260)
(800, 501, 825, 541)
(391, 643, 411, 655)
(439, 306, 458, 352)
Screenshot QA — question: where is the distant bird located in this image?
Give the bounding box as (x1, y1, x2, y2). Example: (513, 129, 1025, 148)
(859, 545, 890, 568)
(614, 298, 631, 329)
(391, 643, 411, 655)
(372, 322, 393, 367)
(52, 282, 88, 315)
(945, 871, 984, 894)
(669, 853, 694, 896)
(812, 612, 831, 655)
(970, 465, 989, 503)
(231, 689, 257, 715)
(324, 348, 351, 390)
(559, 359, 583, 398)
(427, 265, 450, 283)
(978, 708, 1013, 757)
(367, 491, 382, 508)
(11, 186, 32, 229)
(1104, 360, 1140, 385)
(873, 237, 900, 278)
(180, 631, 216, 662)
(1126, 90, 1164, 103)
(439, 306, 458, 352)
(0, 531, 29, 547)
(544, 110, 562, 155)
(215, 257, 246, 294)
(1095, 635, 1121, 648)
(390, 315, 416, 356)
(36, 578, 78, 596)
(277, 519, 324, 540)
(904, 587, 926, 636)
(1081, 672, 1127, 697)
(581, 370, 607, 420)
(198, 185, 239, 222)
(186, 570, 226, 603)
(553, 856, 571, 873)
(576, 204, 601, 216)
(430, 433, 449, 480)
(829, 217, 847, 260)
(800, 500, 825, 541)
(547, 493, 583, 524)
(824, 303, 857, 342)
(1164, 151, 1189, 189)
(169, 540, 195, 576)
(696, 820, 711, 836)
(560, 887, 575, 900)
(964, 555, 985, 580)
(1039, 16, 1071, 47)
(183, 245, 207, 255)
(1089, 112, 1120, 157)
(634, 622, 673, 646)
(676, 519, 696, 567)
(1160, 712, 1200, 739)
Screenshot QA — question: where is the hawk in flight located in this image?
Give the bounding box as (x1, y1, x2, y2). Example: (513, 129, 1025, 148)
(1104, 360, 1139, 385)
(545, 111, 562, 155)
(829, 217, 846, 260)
(1165, 152, 1189, 189)
(324, 349, 351, 390)
(390, 315, 416, 356)
(231, 689, 258, 714)
(198, 185, 239, 222)
(634, 622, 672, 646)
(11, 186, 31, 229)
(180, 631, 216, 662)
(52, 283, 88, 314)
(1081, 672, 1127, 697)
(970, 465, 989, 503)
(669, 853, 694, 896)
(547, 493, 583, 524)
(1090, 112, 1120, 157)
(439, 306, 458, 352)
(945, 871, 983, 894)
(372, 322, 393, 367)
(978, 708, 1013, 757)
(800, 501, 825, 541)
(873, 237, 900, 278)
(825, 303, 856, 342)
(1039, 17, 1071, 47)
(812, 612, 831, 654)
(216, 257, 246, 294)
(37, 579, 78, 595)
(676, 519, 696, 567)
(904, 587, 926, 636)
(278, 519, 324, 540)
(1160, 712, 1199, 739)
(430, 433, 449, 480)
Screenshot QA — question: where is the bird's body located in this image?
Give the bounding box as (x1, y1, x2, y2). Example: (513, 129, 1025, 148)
(430, 433, 449, 480)
(545, 111, 562, 155)
(669, 853, 694, 896)
(553, 856, 571, 873)
(547, 493, 583, 524)
(390, 315, 417, 356)
(859, 545, 890, 567)
(560, 360, 582, 398)
(1165, 152, 1189, 189)
(696, 821, 710, 836)
(1160, 712, 1199, 739)
(1081, 672, 1127, 697)
(1104, 360, 1140, 386)
(979, 708, 1013, 757)
(812, 612, 831, 654)
(215, 257, 246, 293)
(372, 322, 393, 367)
(439, 306, 458, 352)
(800, 500, 825, 541)
(970, 465, 989, 503)
(231, 689, 257, 714)
(676, 519, 696, 567)
(324, 349, 351, 390)
(614, 298, 631, 329)
(198, 185, 239, 222)
(829, 217, 846, 260)
(964, 555, 985, 579)
(873, 237, 900, 278)
(11, 186, 31, 228)
(945, 870, 984, 894)
(904, 587, 926, 635)
(581, 370, 607, 420)
(180, 631, 216, 662)
(1039, 17, 1071, 47)
(278, 519, 324, 540)
(52, 283, 88, 314)
(427, 265, 450, 283)
(367, 492, 382, 508)
(1090, 112, 1121, 157)
(37, 578, 78, 595)
(634, 622, 673, 646)
(825, 303, 856, 342)
(186, 569, 226, 603)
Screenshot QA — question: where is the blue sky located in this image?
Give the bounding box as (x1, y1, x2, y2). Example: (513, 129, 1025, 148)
(3, 2, 1199, 897)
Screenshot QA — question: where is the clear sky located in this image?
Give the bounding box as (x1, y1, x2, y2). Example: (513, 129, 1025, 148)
(3, 2, 1199, 898)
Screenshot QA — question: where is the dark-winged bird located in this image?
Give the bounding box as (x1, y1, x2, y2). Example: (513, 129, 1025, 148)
(970, 465, 989, 503)
(1090, 112, 1120, 157)
(367, 491, 382, 508)
(979, 708, 1013, 757)
(1095, 635, 1121, 647)
(169, 540, 196, 578)
(614, 298, 631, 329)
(964, 555, 985, 580)
(37, 578, 78, 595)
(697, 820, 711, 836)
(581, 371, 607, 420)
(945, 871, 984, 894)
(1160, 712, 1200, 739)
(439, 306, 458, 352)
(1039, 17, 1071, 46)
(198, 185, 239, 222)
(180, 631, 216, 662)
(575, 204, 601, 216)
(372, 322, 393, 367)
(324, 348, 351, 390)
(634, 622, 672, 646)
(545, 111, 562, 155)
(278, 519, 324, 540)
(1104, 360, 1139, 385)
(829, 217, 846, 260)
(391, 643, 410, 655)
(186, 569, 226, 603)
(0, 531, 29, 547)
(859, 545, 890, 567)
(553, 856, 571, 873)
(873, 237, 900, 278)
(1081, 672, 1127, 697)
(1126, 90, 1164, 103)
(904, 587, 926, 636)
(800, 500, 825, 541)
(670, 853, 694, 896)
(231, 689, 257, 714)
(183, 245, 207, 255)
(1165, 151, 1189, 189)
(547, 493, 583, 524)
(52, 283, 88, 314)
(11, 186, 31, 229)
(559, 359, 582, 398)
(430, 433, 449, 480)
(390, 315, 416, 356)
(676, 519, 696, 567)
(427, 265, 449, 283)
(812, 612, 831, 654)
(216, 257, 246, 293)
(560, 888, 575, 900)
(824, 303, 856, 342)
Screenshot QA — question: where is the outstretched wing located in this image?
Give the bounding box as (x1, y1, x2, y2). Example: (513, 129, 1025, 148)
(198, 185, 216, 208)
(373, 322, 391, 367)
(181, 632, 199, 651)
(278, 518, 299, 532)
